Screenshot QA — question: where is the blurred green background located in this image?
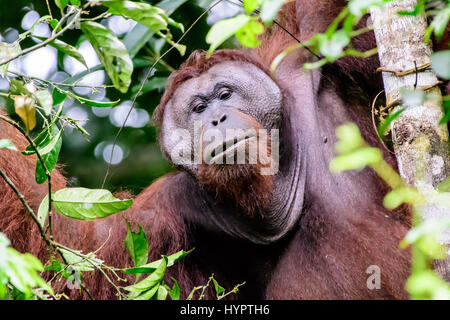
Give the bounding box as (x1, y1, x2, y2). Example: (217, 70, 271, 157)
(0, 0, 240, 194)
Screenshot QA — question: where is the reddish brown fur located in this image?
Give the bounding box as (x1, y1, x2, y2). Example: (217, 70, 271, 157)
(0, 1, 416, 300)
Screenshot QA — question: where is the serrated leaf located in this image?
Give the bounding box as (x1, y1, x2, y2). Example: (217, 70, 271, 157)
(33, 36, 88, 70)
(52, 187, 133, 220)
(81, 21, 133, 93)
(14, 95, 36, 131)
(0, 139, 17, 150)
(124, 217, 149, 268)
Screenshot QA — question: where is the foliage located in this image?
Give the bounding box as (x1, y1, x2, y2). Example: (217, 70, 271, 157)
(331, 123, 450, 299)
(0, 0, 449, 300)
(0, 233, 53, 300)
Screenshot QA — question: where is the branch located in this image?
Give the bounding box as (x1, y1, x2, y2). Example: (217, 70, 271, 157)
(0, 115, 54, 241)
(0, 6, 81, 67)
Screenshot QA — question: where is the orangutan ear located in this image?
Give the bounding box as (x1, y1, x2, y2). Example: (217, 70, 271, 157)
(295, 0, 347, 40)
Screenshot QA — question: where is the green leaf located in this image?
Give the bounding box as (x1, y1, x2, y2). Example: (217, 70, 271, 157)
(383, 187, 419, 209)
(9, 78, 32, 96)
(37, 194, 49, 228)
(70, 0, 81, 6)
(260, 0, 284, 24)
(377, 108, 405, 139)
(212, 277, 225, 298)
(166, 278, 180, 300)
(124, 218, 149, 268)
(81, 21, 133, 93)
(55, 87, 119, 107)
(431, 50, 450, 80)
(101, 0, 184, 54)
(334, 123, 366, 155)
(401, 88, 425, 106)
(156, 285, 168, 300)
(52, 187, 133, 220)
(0, 233, 53, 297)
(235, 20, 264, 48)
(55, 0, 69, 10)
(243, 0, 260, 13)
(426, 7, 450, 42)
(0, 139, 17, 151)
(33, 36, 88, 70)
(34, 89, 53, 116)
(440, 96, 450, 125)
(319, 30, 350, 61)
(401, 219, 450, 247)
(59, 248, 103, 272)
(125, 256, 168, 299)
(406, 270, 450, 300)
(330, 147, 382, 173)
(122, 249, 192, 274)
(0, 41, 21, 76)
(122, 0, 189, 58)
(206, 15, 252, 56)
(35, 130, 62, 184)
(52, 87, 67, 106)
(23, 123, 59, 156)
(348, 0, 387, 17)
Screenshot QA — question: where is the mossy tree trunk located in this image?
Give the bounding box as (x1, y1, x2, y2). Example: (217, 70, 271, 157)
(370, 0, 450, 280)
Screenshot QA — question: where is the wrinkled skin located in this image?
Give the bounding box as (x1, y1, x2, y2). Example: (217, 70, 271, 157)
(0, 1, 412, 299)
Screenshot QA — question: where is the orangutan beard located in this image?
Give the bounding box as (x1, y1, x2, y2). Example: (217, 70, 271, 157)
(197, 136, 274, 217)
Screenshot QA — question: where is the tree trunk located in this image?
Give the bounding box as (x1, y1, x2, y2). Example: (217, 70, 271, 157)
(370, 0, 450, 280)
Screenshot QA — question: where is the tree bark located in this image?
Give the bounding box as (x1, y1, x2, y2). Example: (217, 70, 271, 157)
(370, 0, 450, 280)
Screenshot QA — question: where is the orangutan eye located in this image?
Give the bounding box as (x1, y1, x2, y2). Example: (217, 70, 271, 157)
(219, 89, 232, 100)
(193, 103, 207, 113)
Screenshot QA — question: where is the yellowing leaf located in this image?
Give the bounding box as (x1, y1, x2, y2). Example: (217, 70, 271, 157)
(14, 95, 36, 131)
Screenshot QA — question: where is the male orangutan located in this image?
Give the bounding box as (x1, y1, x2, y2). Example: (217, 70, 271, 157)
(0, 1, 412, 299)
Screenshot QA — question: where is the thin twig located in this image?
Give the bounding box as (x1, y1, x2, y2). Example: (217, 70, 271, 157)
(0, 7, 81, 67)
(0, 168, 51, 246)
(7, 70, 113, 89)
(0, 115, 54, 241)
(101, 0, 225, 188)
(45, 0, 53, 19)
